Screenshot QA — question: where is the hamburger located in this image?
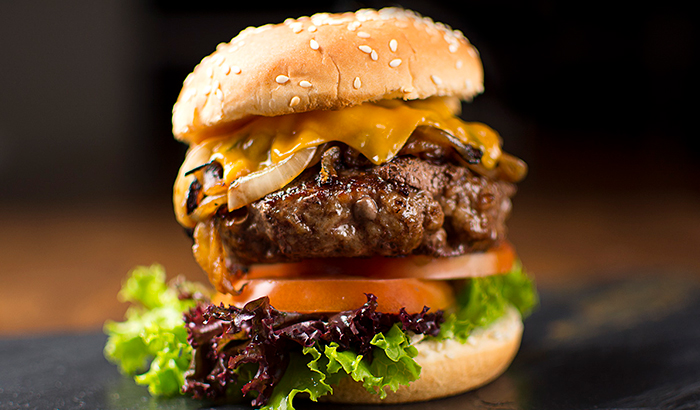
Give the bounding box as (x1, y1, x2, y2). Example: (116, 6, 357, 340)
(105, 7, 537, 408)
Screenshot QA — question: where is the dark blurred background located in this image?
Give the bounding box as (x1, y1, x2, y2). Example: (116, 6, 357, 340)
(1, 1, 698, 334)
(1, 0, 697, 205)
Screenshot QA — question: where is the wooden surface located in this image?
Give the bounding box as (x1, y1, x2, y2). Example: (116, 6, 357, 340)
(1, 190, 699, 336)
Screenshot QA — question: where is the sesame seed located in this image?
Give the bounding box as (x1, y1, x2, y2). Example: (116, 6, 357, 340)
(449, 44, 458, 53)
(202, 85, 212, 95)
(290, 96, 301, 107)
(311, 13, 328, 25)
(276, 75, 290, 84)
(370, 50, 378, 61)
(357, 31, 370, 38)
(291, 23, 303, 33)
(308, 25, 317, 32)
(231, 65, 241, 74)
(214, 88, 223, 100)
(358, 45, 372, 54)
(353, 77, 361, 89)
(309, 39, 319, 50)
(222, 65, 231, 75)
(347, 21, 360, 31)
(490, 331, 504, 340)
(206, 67, 213, 78)
(456, 60, 463, 69)
(299, 80, 312, 88)
(465, 79, 472, 89)
(389, 39, 398, 52)
(389, 58, 402, 67)
(431, 75, 443, 86)
(182, 88, 196, 101)
(256, 24, 272, 33)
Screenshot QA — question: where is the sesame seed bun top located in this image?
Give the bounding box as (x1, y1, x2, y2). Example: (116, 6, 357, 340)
(172, 8, 485, 144)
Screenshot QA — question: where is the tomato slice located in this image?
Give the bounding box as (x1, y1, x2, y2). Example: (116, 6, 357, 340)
(213, 244, 515, 313)
(242, 242, 515, 281)
(213, 278, 455, 314)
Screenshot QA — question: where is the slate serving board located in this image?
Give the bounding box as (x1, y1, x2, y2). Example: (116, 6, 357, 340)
(2, 275, 700, 410)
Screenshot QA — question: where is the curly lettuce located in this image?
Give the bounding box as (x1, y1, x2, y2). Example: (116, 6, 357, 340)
(103, 265, 200, 396)
(183, 293, 440, 405)
(439, 261, 538, 342)
(263, 323, 421, 410)
(261, 265, 537, 408)
(104, 262, 537, 408)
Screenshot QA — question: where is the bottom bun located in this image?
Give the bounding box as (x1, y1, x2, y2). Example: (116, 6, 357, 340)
(324, 306, 523, 404)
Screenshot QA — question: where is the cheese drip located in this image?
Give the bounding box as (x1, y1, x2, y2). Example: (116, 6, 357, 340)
(174, 97, 503, 228)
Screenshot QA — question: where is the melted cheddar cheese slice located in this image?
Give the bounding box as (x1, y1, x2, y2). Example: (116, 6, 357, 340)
(174, 97, 503, 228)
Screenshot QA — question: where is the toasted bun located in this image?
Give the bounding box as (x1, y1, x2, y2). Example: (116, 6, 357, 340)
(323, 306, 523, 404)
(173, 8, 484, 144)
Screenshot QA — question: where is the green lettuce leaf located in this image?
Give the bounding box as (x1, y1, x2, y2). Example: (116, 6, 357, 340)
(438, 261, 538, 342)
(104, 264, 196, 396)
(324, 323, 421, 398)
(105, 261, 537, 407)
(324, 343, 380, 391)
(500, 261, 539, 316)
(365, 323, 421, 396)
(263, 323, 422, 408)
(261, 346, 335, 410)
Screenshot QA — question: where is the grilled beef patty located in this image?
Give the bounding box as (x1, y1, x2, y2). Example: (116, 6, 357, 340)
(213, 147, 515, 267)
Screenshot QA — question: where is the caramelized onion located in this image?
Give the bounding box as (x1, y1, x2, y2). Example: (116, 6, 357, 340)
(228, 146, 317, 211)
(414, 126, 482, 164)
(181, 143, 214, 179)
(202, 163, 227, 197)
(174, 142, 215, 227)
(319, 146, 340, 184)
(498, 152, 528, 183)
(467, 152, 528, 183)
(413, 126, 527, 183)
(191, 193, 227, 222)
(203, 184, 227, 197)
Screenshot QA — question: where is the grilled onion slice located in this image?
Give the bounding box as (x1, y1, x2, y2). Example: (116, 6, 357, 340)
(227, 146, 317, 211)
(174, 142, 215, 227)
(191, 193, 227, 222)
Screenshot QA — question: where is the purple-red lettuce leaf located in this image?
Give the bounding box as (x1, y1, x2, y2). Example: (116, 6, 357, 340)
(183, 294, 442, 407)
